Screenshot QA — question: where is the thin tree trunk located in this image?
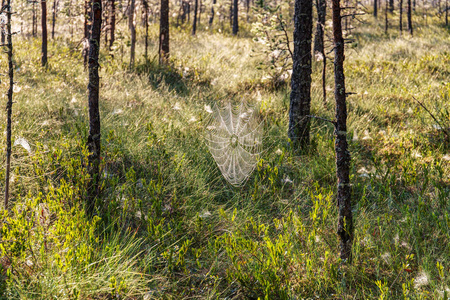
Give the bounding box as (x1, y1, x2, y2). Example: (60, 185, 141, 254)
(32, 2, 37, 37)
(332, 0, 353, 262)
(129, 0, 136, 67)
(314, 0, 327, 107)
(232, 0, 238, 34)
(41, 0, 48, 67)
(143, 0, 148, 59)
(400, 0, 403, 33)
(288, 0, 312, 150)
(374, 0, 378, 17)
(209, 0, 216, 26)
(4, 0, 13, 209)
(385, 0, 388, 33)
(159, 0, 169, 64)
(51, 0, 57, 39)
(87, 0, 102, 215)
(446, 0, 448, 26)
(192, 0, 198, 34)
(109, 0, 115, 51)
(229, 0, 232, 27)
(407, 0, 413, 35)
(389, 0, 394, 12)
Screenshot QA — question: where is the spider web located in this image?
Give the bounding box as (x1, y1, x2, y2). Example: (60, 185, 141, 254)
(205, 102, 263, 187)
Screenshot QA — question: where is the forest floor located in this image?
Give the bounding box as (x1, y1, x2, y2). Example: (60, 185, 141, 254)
(0, 12, 450, 300)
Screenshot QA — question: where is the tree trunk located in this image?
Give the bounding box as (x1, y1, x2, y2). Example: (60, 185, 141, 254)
(4, 0, 13, 209)
(407, 0, 413, 35)
(192, 0, 198, 34)
(1, 0, 5, 43)
(385, 0, 388, 33)
(52, 0, 57, 39)
(400, 0, 403, 33)
(332, 0, 353, 262)
(129, 0, 136, 67)
(209, 0, 216, 26)
(41, 0, 48, 67)
(446, 0, 448, 26)
(159, 0, 169, 64)
(32, 2, 37, 37)
(109, 0, 115, 51)
(288, 0, 312, 150)
(232, 0, 238, 34)
(389, 0, 394, 12)
(143, 0, 148, 59)
(87, 0, 102, 215)
(229, 0, 232, 27)
(314, 0, 327, 107)
(374, 0, 378, 17)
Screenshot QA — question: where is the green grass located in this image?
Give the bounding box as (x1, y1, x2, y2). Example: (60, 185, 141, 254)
(0, 9, 450, 299)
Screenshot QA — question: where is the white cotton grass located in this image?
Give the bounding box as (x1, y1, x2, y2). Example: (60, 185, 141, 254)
(14, 137, 32, 154)
(204, 102, 263, 187)
(414, 271, 429, 289)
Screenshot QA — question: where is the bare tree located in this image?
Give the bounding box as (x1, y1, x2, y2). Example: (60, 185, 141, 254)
(232, 0, 238, 34)
(129, 0, 136, 67)
(446, 0, 448, 26)
(209, 0, 216, 26)
(385, 0, 388, 33)
(159, 0, 169, 64)
(288, 0, 312, 150)
(332, 0, 353, 262)
(3, 1, 13, 208)
(400, 0, 403, 33)
(41, 0, 48, 66)
(87, 0, 102, 215)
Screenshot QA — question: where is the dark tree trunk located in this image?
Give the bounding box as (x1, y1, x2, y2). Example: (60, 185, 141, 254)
(232, 0, 238, 34)
(407, 0, 413, 35)
(129, 0, 136, 67)
(389, 0, 394, 12)
(159, 0, 169, 64)
(87, 0, 102, 215)
(143, 0, 149, 59)
(192, 0, 198, 34)
(209, 0, 216, 25)
(400, 0, 403, 33)
(374, 0, 378, 17)
(444, 0, 447, 25)
(413, 0, 415, 10)
(4, 0, 13, 208)
(109, 0, 115, 51)
(385, 0, 388, 33)
(314, 0, 327, 107)
(41, 0, 48, 67)
(229, 0, 232, 27)
(52, 0, 57, 39)
(332, 0, 353, 262)
(288, 0, 312, 150)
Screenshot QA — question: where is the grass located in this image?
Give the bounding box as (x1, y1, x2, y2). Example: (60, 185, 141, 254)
(0, 8, 450, 299)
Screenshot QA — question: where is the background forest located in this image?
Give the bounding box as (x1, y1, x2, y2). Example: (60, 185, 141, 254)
(1, 0, 450, 299)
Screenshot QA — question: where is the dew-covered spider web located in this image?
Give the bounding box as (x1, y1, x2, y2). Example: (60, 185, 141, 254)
(205, 102, 263, 187)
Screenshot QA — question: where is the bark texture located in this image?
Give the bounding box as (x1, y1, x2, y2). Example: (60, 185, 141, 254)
(232, 0, 238, 35)
(288, 0, 312, 150)
(87, 0, 102, 215)
(332, 0, 353, 262)
(159, 0, 169, 64)
(41, 0, 48, 66)
(4, 1, 13, 208)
